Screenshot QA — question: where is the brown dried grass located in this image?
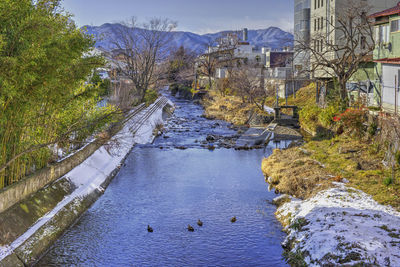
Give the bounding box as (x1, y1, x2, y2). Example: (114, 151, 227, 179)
(262, 147, 332, 199)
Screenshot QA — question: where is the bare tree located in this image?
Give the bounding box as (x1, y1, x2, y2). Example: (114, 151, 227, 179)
(167, 46, 196, 86)
(230, 66, 271, 112)
(296, 0, 375, 105)
(112, 17, 177, 101)
(196, 32, 241, 89)
(195, 39, 219, 89)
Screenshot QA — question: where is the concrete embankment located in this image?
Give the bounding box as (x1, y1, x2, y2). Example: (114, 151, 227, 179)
(0, 97, 174, 267)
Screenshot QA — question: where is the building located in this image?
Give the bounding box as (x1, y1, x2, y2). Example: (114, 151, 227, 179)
(370, 2, 400, 112)
(310, 0, 399, 79)
(207, 29, 294, 79)
(294, 0, 311, 77)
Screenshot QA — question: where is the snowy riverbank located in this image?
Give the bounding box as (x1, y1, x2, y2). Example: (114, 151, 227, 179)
(275, 182, 400, 266)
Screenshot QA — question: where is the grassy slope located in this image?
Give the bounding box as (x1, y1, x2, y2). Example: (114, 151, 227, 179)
(262, 88, 400, 209)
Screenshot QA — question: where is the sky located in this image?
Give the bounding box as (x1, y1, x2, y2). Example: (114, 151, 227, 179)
(61, 0, 294, 34)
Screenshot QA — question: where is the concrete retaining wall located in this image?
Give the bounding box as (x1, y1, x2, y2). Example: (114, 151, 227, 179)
(0, 141, 103, 214)
(0, 98, 173, 266)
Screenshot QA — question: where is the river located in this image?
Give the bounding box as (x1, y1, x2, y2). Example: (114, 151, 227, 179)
(38, 95, 289, 266)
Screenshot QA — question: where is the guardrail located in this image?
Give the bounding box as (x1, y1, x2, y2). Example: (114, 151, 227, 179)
(129, 97, 169, 134)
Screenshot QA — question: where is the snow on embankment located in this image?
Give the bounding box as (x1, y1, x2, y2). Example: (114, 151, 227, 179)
(67, 98, 172, 194)
(0, 98, 173, 264)
(276, 182, 400, 266)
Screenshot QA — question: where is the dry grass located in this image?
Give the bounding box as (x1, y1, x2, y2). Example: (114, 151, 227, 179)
(203, 91, 257, 125)
(262, 136, 400, 209)
(203, 84, 316, 125)
(262, 147, 332, 199)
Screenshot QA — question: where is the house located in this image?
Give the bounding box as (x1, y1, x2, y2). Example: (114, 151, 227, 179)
(199, 29, 292, 79)
(370, 2, 400, 112)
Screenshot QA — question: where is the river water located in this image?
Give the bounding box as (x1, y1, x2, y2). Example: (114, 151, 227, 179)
(38, 95, 288, 266)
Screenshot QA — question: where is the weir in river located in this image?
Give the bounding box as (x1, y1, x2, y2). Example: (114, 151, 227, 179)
(38, 94, 289, 266)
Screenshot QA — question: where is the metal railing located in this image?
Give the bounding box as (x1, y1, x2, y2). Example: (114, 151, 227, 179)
(128, 97, 169, 135)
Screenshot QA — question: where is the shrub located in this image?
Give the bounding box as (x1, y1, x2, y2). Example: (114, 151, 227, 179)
(144, 89, 159, 106)
(368, 106, 381, 112)
(318, 105, 340, 128)
(395, 151, 400, 166)
(290, 217, 309, 231)
(299, 104, 321, 131)
(333, 108, 367, 137)
(283, 249, 307, 267)
(383, 176, 393, 186)
(368, 122, 378, 137)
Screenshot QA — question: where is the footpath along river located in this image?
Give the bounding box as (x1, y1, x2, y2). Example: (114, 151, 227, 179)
(38, 94, 289, 266)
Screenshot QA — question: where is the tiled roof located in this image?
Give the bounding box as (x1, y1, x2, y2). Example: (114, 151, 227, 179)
(373, 57, 400, 65)
(370, 2, 400, 18)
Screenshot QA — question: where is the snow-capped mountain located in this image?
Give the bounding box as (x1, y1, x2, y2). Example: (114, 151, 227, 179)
(83, 23, 293, 53)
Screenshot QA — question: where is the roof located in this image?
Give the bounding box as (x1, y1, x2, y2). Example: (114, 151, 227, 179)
(373, 57, 400, 65)
(370, 2, 400, 18)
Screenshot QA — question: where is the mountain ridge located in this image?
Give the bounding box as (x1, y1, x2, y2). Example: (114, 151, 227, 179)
(82, 23, 293, 53)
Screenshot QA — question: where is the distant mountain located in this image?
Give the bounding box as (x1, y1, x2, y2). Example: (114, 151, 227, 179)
(82, 23, 293, 53)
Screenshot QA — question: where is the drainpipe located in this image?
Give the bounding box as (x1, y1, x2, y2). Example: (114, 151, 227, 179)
(394, 75, 398, 115)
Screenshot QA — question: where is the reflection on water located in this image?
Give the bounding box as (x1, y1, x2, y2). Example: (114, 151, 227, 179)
(38, 97, 288, 267)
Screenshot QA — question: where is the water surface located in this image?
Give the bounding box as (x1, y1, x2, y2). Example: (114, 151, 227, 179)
(39, 96, 288, 266)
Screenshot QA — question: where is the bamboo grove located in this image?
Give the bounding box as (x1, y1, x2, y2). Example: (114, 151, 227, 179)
(0, 0, 117, 189)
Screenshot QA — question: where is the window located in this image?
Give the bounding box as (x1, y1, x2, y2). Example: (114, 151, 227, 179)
(379, 24, 390, 43)
(375, 26, 380, 43)
(321, 39, 323, 51)
(315, 0, 317, 9)
(321, 17, 324, 30)
(361, 12, 367, 24)
(295, 3, 303, 12)
(317, 18, 320, 30)
(318, 0, 320, 8)
(361, 36, 366, 50)
(391, 19, 399, 32)
(321, 0, 324, 7)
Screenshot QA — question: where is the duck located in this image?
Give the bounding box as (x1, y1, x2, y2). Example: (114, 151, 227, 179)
(230, 216, 237, 223)
(197, 219, 203, 227)
(187, 225, 195, 232)
(147, 225, 153, 232)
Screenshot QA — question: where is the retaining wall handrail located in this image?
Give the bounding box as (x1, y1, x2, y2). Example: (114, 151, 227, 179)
(129, 97, 169, 135)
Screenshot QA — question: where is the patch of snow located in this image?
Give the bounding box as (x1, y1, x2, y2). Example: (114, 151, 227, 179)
(0, 97, 171, 261)
(263, 105, 275, 114)
(277, 183, 400, 266)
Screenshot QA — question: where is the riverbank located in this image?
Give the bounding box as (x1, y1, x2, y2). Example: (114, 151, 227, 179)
(38, 92, 288, 266)
(263, 136, 400, 266)
(0, 98, 173, 266)
(202, 90, 267, 126)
